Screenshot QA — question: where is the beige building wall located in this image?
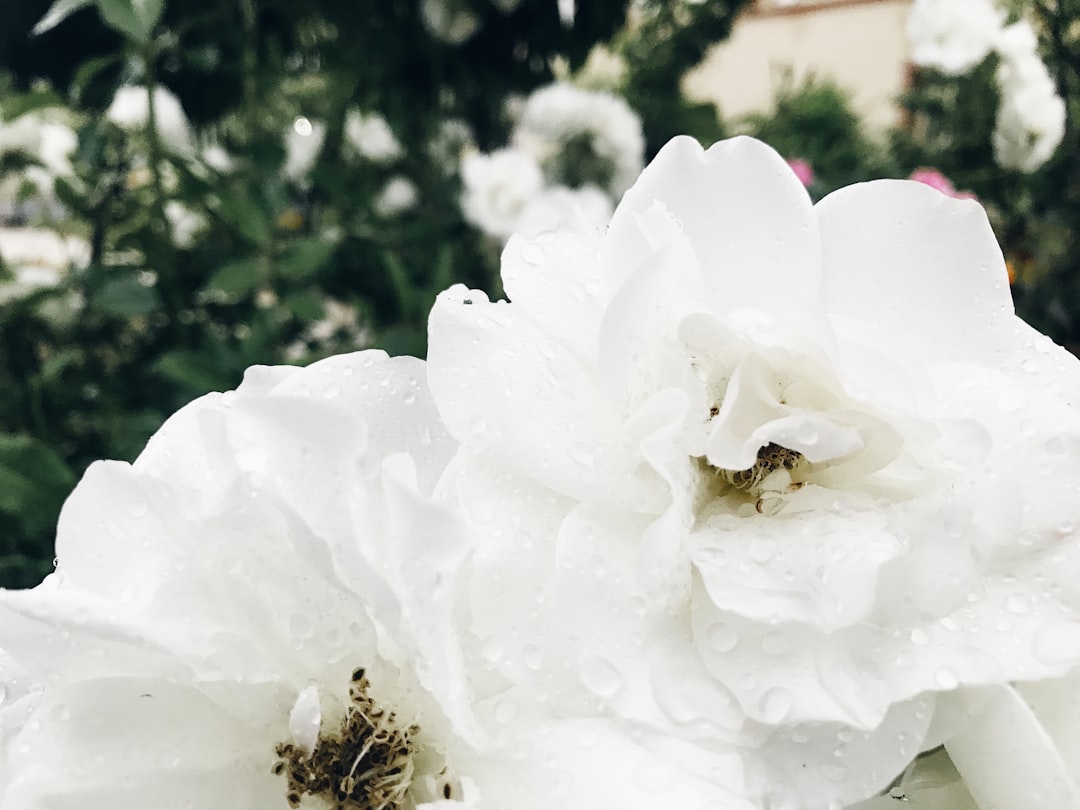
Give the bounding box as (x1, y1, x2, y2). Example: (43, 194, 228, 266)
(683, 0, 914, 131)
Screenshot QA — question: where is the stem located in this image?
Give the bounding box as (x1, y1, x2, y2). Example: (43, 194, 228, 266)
(141, 46, 185, 339)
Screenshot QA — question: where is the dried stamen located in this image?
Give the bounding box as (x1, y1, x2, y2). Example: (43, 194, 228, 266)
(274, 669, 418, 810)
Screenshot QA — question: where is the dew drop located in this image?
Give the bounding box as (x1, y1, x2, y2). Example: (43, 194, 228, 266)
(567, 443, 595, 469)
(578, 654, 623, 697)
(707, 623, 738, 653)
(470, 417, 488, 435)
(521, 643, 542, 671)
(1005, 593, 1031, 615)
(934, 667, 960, 690)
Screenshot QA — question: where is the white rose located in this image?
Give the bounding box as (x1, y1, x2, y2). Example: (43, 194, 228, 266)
(427, 136, 1080, 808)
(106, 85, 193, 153)
(460, 148, 545, 240)
(0, 349, 759, 810)
(375, 175, 420, 217)
(344, 109, 404, 163)
(907, 0, 1004, 75)
(283, 117, 326, 184)
(992, 21, 1065, 172)
(514, 82, 644, 197)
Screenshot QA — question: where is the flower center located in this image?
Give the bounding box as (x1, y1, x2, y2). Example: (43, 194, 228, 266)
(274, 668, 418, 810)
(706, 441, 808, 515)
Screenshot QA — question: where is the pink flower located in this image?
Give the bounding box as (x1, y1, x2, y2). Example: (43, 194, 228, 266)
(909, 168, 977, 200)
(786, 157, 814, 187)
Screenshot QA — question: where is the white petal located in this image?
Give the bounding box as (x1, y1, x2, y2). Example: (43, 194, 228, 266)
(817, 180, 1013, 365)
(287, 684, 321, 756)
(605, 136, 821, 316)
(944, 685, 1080, 809)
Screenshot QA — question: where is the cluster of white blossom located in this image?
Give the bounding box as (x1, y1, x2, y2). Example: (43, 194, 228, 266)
(0, 226, 89, 304)
(3, 136, 1080, 810)
(0, 109, 78, 223)
(992, 20, 1067, 172)
(906, 0, 1065, 172)
(106, 85, 194, 154)
(460, 82, 643, 241)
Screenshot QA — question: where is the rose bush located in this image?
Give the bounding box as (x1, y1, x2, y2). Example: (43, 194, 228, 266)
(427, 135, 1080, 807)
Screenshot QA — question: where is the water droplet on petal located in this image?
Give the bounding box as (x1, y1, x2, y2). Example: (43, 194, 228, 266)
(934, 667, 960, 690)
(1006, 594, 1031, 615)
(579, 654, 623, 697)
(707, 623, 738, 653)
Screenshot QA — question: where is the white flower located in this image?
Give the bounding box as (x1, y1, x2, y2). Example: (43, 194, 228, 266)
(427, 136, 1080, 808)
(374, 176, 420, 217)
(460, 148, 544, 240)
(344, 109, 403, 163)
(514, 82, 644, 197)
(106, 85, 193, 152)
(0, 113, 77, 217)
(513, 183, 612, 237)
(420, 0, 479, 44)
(906, 0, 1004, 75)
(164, 201, 207, 248)
(0, 226, 89, 303)
(0, 350, 758, 810)
(284, 117, 326, 184)
(429, 118, 474, 175)
(992, 21, 1065, 172)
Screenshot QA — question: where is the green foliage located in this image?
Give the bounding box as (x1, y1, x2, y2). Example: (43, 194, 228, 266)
(742, 74, 898, 191)
(618, 0, 752, 156)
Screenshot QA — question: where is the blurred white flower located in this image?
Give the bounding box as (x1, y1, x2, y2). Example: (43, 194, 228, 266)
(106, 85, 193, 152)
(428, 136, 1080, 808)
(0, 351, 758, 810)
(513, 183, 612, 237)
(163, 201, 207, 248)
(0, 113, 78, 222)
(375, 176, 420, 217)
(283, 116, 326, 184)
(429, 117, 475, 175)
(992, 21, 1065, 172)
(344, 109, 403, 163)
(906, 0, 1004, 74)
(420, 0, 480, 44)
(515, 82, 644, 197)
(460, 147, 544, 240)
(0, 226, 88, 304)
(200, 143, 234, 173)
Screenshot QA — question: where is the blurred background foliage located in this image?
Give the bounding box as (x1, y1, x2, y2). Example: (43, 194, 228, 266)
(1, 0, 1077, 587)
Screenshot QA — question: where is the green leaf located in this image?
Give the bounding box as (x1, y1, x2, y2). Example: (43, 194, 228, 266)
(95, 0, 164, 42)
(216, 186, 273, 247)
(281, 288, 323, 320)
(32, 0, 93, 35)
(276, 236, 335, 281)
(205, 257, 264, 298)
(0, 88, 65, 120)
(0, 434, 75, 524)
(90, 274, 161, 317)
